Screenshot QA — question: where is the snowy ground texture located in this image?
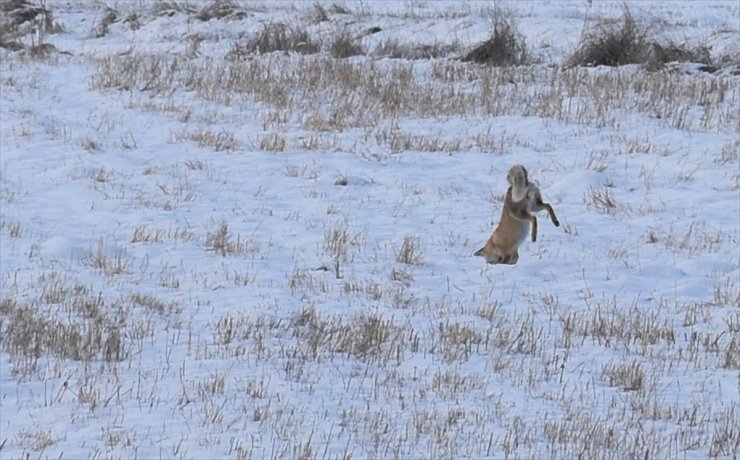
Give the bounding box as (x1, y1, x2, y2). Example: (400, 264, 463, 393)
(1, 0, 739, 459)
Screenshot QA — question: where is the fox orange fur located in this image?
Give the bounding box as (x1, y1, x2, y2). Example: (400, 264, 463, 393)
(474, 186, 531, 264)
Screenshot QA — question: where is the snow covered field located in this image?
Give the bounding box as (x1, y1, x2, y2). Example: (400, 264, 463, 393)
(1, 1, 738, 458)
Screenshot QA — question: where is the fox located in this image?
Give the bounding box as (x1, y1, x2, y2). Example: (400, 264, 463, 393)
(474, 165, 560, 265)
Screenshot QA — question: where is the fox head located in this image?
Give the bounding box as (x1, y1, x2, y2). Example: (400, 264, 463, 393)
(507, 165, 529, 202)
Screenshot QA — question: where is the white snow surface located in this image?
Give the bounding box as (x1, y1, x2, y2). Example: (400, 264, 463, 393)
(1, 1, 739, 459)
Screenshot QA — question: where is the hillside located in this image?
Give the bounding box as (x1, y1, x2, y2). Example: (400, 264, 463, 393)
(1, 1, 739, 458)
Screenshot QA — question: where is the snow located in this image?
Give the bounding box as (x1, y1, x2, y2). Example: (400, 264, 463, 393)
(1, 1, 739, 459)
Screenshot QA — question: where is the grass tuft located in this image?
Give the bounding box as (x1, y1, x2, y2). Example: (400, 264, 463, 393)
(229, 22, 319, 57)
(644, 41, 713, 71)
(568, 5, 649, 67)
(395, 235, 424, 265)
(461, 11, 528, 66)
(194, 0, 246, 22)
(602, 360, 645, 391)
(205, 221, 252, 256)
(329, 30, 364, 58)
(90, 7, 117, 38)
(374, 39, 458, 60)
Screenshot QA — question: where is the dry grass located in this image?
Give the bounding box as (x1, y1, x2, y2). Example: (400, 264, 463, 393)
(172, 129, 237, 151)
(227, 22, 319, 57)
(90, 7, 118, 38)
(602, 360, 645, 391)
(205, 221, 251, 256)
(89, 52, 737, 136)
(150, 2, 198, 18)
(194, 0, 246, 22)
(324, 224, 350, 278)
(0, 294, 126, 367)
(288, 308, 406, 363)
(569, 6, 718, 71)
(645, 221, 732, 258)
(259, 133, 286, 152)
(568, 5, 649, 67)
(81, 239, 130, 277)
(1, 0, 62, 51)
(329, 30, 364, 58)
(585, 186, 619, 214)
(461, 10, 529, 66)
(395, 235, 424, 265)
(374, 39, 459, 60)
(716, 138, 739, 164)
(130, 293, 181, 315)
(0, 218, 23, 238)
(645, 41, 713, 70)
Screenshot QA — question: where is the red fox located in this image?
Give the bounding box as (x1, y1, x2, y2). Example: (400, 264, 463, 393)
(474, 165, 559, 265)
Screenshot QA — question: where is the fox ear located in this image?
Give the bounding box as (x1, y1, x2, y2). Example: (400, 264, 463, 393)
(521, 166, 528, 184)
(474, 248, 484, 257)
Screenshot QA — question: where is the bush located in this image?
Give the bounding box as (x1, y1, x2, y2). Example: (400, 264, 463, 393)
(568, 6, 720, 71)
(1, 0, 59, 50)
(194, 0, 246, 22)
(90, 7, 118, 38)
(461, 12, 528, 66)
(643, 41, 713, 71)
(568, 6, 648, 67)
(150, 2, 197, 17)
(374, 39, 458, 60)
(227, 22, 319, 58)
(329, 31, 364, 59)
(311, 2, 330, 23)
